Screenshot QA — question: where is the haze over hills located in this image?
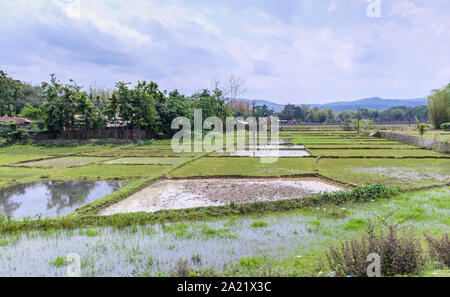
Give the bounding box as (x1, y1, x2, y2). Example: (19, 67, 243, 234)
(236, 97, 427, 113)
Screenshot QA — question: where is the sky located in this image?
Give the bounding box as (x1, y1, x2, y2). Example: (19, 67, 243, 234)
(1, 0, 449, 104)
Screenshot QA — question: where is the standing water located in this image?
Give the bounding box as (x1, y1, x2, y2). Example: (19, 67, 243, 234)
(0, 181, 124, 219)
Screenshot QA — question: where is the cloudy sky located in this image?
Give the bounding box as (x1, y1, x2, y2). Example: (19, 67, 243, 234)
(1, 0, 449, 104)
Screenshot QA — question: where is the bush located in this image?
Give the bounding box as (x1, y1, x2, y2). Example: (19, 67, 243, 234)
(440, 123, 450, 131)
(310, 183, 397, 205)
(326, 223, 424, 277)
(342, 124, 354, 131)
(0, 121, 32, 144)
(425, 233, 449, 267)
(417, 123, 429, 137)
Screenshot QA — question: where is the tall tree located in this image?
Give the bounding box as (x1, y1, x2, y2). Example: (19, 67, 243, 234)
(428, 84, 450, 129)
(108, 81, 161, 131)
(0, 70, 22, 116)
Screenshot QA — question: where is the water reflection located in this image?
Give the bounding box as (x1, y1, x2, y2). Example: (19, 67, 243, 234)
(0, 181, 124, 219)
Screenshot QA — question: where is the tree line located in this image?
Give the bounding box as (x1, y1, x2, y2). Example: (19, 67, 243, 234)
(1, 69, 449, 141)
(278, 104, 430, 124)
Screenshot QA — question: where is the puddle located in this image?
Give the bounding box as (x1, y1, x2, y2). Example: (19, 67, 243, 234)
(101, 178, 342, 215)
(247, 145, 305, 150)
(229, 150, 310, 157)
(0, 181, 124, 219)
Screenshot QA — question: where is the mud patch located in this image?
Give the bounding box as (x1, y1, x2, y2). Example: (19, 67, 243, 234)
(100, 178, 342, 215)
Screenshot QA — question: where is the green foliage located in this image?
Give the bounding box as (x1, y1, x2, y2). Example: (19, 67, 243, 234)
(155, 89, 193, 136)
(335, 106, 429, 123)
(309, 183, 398, 205)
(0, 70, 22, 116)
(41, 74, 105, 134)
(251, 221, 268, 228)
(18, 103, 44, 120)
(109, 81, 161, 131)
(0, 121, 32, 144)
(279, 104, 336, 123)
(440, 123, 450, 131)
(428, 84, 450, 129)
(417, 123, 429, 137)
(50, 256, 68, 267)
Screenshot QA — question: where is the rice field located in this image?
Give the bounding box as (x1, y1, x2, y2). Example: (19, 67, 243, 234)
(0, 128, 448, 277)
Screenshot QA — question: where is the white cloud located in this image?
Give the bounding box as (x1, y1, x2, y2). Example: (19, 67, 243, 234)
(1, 0, 449, 103)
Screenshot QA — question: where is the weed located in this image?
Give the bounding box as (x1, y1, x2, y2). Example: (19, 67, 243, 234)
(425, 233, 449, 267)
(79, 230, 99, 237)
(327, 222, 424, 277)
(50, 256, 68, 267)
(344, 218, 367, 230)
(251, 221, 268, 228)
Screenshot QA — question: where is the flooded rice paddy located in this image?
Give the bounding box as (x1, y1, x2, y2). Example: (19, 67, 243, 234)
(101, 178, 342, 215)
(0, 214, 319, 276)
(0, 181, 124, 219)
(3, 184, 447, 277)
(228, 150, 310, 157)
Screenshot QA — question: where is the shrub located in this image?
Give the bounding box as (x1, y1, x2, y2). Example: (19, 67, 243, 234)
(309, 183, 397, 206)
(417, 123, 429, 137)
(425, 233, 449, 267)
(0, 121, 32, 144)
(326, 223, 424, 277)
(171, 258, 190, 277)
(440, 123, 450, 131)
(342, 124, 354, 131)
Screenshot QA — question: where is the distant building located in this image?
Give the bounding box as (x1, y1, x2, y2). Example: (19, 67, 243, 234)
(0, 117, 32, 125)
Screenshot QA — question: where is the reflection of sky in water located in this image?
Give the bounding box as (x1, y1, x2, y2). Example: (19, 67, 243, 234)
(0, 181, 123, 219)
(0, 214, 324, 276)
(230, 150, 310, 157)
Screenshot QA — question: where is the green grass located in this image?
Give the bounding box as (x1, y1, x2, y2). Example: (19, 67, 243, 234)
(79, 230, 100, 237)
(0, 166, 56, 188)
(50, 256, 68, 267)
(251, 221, 268, 228)
(309, 149, 446, 157)
(0, 144, 118, 155)
(19, 156, 111, 168)
(170, 157, 315, 177)
(104, 157, 190, 165)
(344, 218, 368, 230)
(53, 164, 171, 180)
(318, 158, 450, 189)
(0, 154, 52, 165)
(306, 144, 421, 149)
(85, 149, 200, 157)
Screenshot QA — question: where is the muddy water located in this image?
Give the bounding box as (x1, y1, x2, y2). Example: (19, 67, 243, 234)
(101, 178, 342, 215)
(0, 181, 124, 219)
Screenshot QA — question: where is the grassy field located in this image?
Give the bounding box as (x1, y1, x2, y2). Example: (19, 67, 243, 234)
(0, 128, 448, 277)
(381, 127, 450, 142)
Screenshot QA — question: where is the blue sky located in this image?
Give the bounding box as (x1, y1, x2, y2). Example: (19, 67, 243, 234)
(1, 0, 449, 104)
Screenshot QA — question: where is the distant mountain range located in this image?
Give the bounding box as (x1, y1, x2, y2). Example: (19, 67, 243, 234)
(235, 97, 427, 113)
